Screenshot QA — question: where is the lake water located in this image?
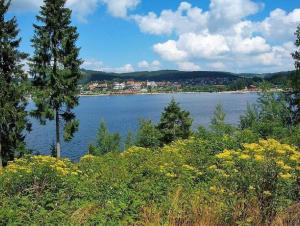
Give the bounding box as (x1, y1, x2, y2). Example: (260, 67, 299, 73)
(26, 93, 258, 160)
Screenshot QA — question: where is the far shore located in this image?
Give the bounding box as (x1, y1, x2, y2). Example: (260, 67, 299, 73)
(79, 90, 266, 97)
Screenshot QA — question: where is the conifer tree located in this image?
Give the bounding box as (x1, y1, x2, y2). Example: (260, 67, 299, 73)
(89, 121, 120, 155)
(157, 99, 192, 144)
(136, 119, 161, 148)
(291, 25, 300, 124)
(0, 0, 30, 168)
(210, 104, 233, 135)
(124, 131, 134, 150)
(30, 0, 82, 158)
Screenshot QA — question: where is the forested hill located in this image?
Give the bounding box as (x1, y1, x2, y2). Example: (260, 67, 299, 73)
(80, 69, 295, 84)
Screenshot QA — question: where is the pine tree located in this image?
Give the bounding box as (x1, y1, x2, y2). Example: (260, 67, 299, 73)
(0, 0, 30, 168)
(89, 121, 120, 156)
(291, 25, 300, 124)
(30, 0, 82, 158)
(210, 104, 233, 135)
(157, 99, 193, 144)
(136, 119, 161, 148)
(124, 131, 134, 150)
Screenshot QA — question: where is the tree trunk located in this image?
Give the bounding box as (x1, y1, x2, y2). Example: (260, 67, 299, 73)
(0, 134, 3, 169)
(56, 109, 61, 158)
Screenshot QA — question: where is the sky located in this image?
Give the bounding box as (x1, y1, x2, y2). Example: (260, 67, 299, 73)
(7, 0, 300, 73)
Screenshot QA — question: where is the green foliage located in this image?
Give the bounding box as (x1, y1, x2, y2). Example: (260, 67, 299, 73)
(0, 0, 30, 167)
(210, 104, 234, 135)
(136, 120, 161, 148)
(30, 0, 82, 157)
(157, 99, 193, 144)
(290, 25, 300, 124)
(240, 91, 293, 140)
(89, 121, 121, 155)
(124, 131, 135, 150)
(1, 138, 299, 225)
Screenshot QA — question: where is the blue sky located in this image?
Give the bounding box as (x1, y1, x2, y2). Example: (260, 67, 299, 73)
(8, 0, 300, 73)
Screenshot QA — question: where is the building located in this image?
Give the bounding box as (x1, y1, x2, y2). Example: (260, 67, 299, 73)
(113, 82, 125, 90)
(126, 80, 143, 90)
(146, 81, 157, 88)
(88, 82, 99, 91)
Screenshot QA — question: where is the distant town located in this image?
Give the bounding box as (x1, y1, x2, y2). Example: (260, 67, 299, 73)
(80, 78, 261, 95)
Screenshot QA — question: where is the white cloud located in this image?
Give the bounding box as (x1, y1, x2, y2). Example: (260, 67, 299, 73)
(208, 0, 263, 30)
(111, 64, 135, 73)
(102, 0, 140, 18)
(66, 0, 99, 23)
(132, 0, 299, 72)
(138, 60, 161, 71)
(154, 40, 188, 62)
(133, 2, 208, 35)
(10, 0, 43, 12)
(177, 61, 200, 71)
(177, 33, 230, 59)
(231, 36, 270, 54)
(82, 59, 104, 71)
(257, 8, 300, 42)
(209, 62, 226, 70)
(83, 59, 135, 73)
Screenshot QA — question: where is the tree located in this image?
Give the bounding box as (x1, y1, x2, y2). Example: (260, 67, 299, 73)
(136, 120, 161, 149)
(124, 131, 134, 150)
(0, 0, 30, 168)
(291, 24, 300, 124)
(30, 0, 82, 158)
(89, 121, 120, 156)
(157, 99, 193, 144)
(210, 104, 233, 135)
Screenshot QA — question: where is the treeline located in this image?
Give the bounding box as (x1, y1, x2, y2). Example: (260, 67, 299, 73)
(80, 69, 293, 86)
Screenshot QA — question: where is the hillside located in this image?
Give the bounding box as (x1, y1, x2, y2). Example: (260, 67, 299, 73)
(80, 69, 240, 84)
(80, 69, 294, 84)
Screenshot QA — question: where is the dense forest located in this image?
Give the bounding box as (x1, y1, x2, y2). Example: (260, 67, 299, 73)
(80, 69, 295, 84)
(1, 0, 300, 225)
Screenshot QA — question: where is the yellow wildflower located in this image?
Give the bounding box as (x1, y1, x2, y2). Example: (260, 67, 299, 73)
(254, 155, 264, 162)
(165, 172, 177, 178)
(239, 154, 250, 160)
(216, 150, 232, 159)
(279, 173, 292, 180)
(263, 191, 272, 196)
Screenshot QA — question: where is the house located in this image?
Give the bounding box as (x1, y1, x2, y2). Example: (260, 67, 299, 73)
(126, 80, 143, 90)
(146, 81, 157, 88)
(88, 83, 99, 91)
(113, 82, 125, 90)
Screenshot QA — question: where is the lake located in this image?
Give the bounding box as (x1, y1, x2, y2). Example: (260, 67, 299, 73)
(26, 93, 258, 160)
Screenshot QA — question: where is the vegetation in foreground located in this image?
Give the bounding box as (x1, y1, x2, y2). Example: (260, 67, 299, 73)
(0, 137, 299, 225)
(1, 0, 300, 225)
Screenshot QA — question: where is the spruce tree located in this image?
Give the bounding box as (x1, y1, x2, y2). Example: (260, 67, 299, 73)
(30, 0, 82, 158)
(157, 99, 193, 144)
(89, 121, 121, 156)
(210, 104, 233, 135)
(136, 119, 161, 148)
(291, 25, 300, 124)
(0, 0, 30, 168)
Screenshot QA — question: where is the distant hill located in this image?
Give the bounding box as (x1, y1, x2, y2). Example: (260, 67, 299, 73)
(80, 69, 295, 84)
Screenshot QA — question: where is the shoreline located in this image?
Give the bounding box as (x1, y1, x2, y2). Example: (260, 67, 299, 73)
(79, 90, 262, 97)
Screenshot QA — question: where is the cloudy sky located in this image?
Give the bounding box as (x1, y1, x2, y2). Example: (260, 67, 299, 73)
(8, 0, 300, 73)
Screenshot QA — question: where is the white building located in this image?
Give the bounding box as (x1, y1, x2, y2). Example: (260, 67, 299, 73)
(113, 82, 125, 90)
(146, 81, 157, 88)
